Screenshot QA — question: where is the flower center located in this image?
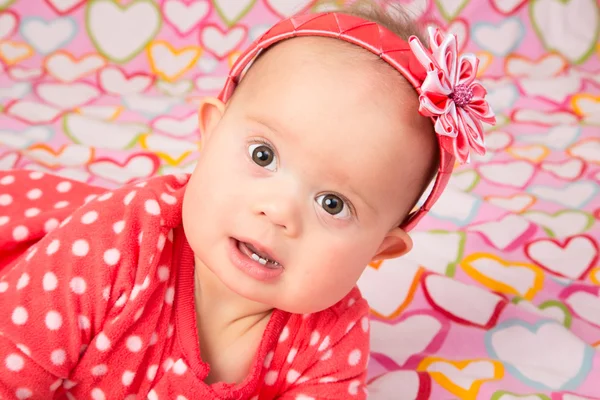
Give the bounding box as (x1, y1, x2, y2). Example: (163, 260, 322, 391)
(450, 84, 473, 107)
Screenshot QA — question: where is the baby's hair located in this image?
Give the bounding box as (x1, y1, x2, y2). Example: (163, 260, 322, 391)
(320, 0, 441, 222)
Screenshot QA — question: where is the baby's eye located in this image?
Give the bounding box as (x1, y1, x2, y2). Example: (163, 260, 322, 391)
(316, 194, 351, 219)
(248, 143, 277, 171)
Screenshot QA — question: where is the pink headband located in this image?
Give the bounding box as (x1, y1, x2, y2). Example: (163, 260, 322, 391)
(218, 12, 495, 231)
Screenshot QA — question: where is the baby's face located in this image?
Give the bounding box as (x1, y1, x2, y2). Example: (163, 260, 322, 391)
(183, 38, 436, 313)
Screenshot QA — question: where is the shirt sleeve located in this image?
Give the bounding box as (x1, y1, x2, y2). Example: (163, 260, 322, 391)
(0, 170, 180, 399)
(277, 295, 370, 400)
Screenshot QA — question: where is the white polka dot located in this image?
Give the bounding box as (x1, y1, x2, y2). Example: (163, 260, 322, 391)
(115, 293, 127, 307)
(24, 208, 39, 217)
(81, 211, 98, 224)
(287, 348, 297, 363)
(95, 332, 110, 351)
(173, 359, 187, 375)
(310, 331, 320, 346)
(138, 231, 143, 244)
(5, 353, 24, 371)
(62, 380, 77, 389)
(16, 344, 30, 356)
(15, 388, 32, 399)
(50, 379, 62, 391)
(54, 200, 69, 209)
(103, 249, 120, 266)
(176, 396, 188, 400)
(44, 218, 59, 232)
(29, 171, 44, 180)
(13, 226, 29, 241)
(142, 276, 150, 289)
(56, 181, 72, 193)
(164, 287, 175, 305)
(348, 298, 356, 308)
(134, 307, 144, 321)
(102, 286, 110, 301)
(135, 180, 148, 187)
(145, 199, 160, 215)
(0, 216, 9, 226)
(50, 349, 66, 365)
(286, 369, 300, 383)
(43, 272, 58, 291)
(46, 239, 60, 255)
(279, 326, 289, 343)
(126, 336, 143, 352)
(157, 233, 166, 250)
(69, 277, 86, 295)
(348, 349, 361, 366)
(157, 266, 170, 282)
(16, 273, 30, 290)
(12, 307, 28, 325)
(108, 222, 123, 237)
(26, 188, 42, 200)
(130, 285, 142, 301)
(91, 364, 108, 376)
(45, 311, 63, 330)
(149, 332, 158, 345)
(25, 248, 36, 261)
(163, 358, 174, 371)
(84, 194, 97, 204)
(160, 193, 177, 205)
(264, 371, 278, 385)
(147, 389, 158, 400)
(0, 281, 8, 293)
(348, 380, 360, 395)
(147, 364, 158, 380)
(264, 351, 274, 368)
(97, 192, 112, 202)
(0, 175, 14, 185)
(0, 194, 13, 206)
(167, 324, 174, 337)
(319, 377, 337, 383)
(122, 370, 135, 386)
(361, 316, 369, 332)
(295, 396, 315, 400)
(78, 315, 90, 330)
(320, 349, 333, 361)
(346, 321, 356, 334)
(91, 388, 106, 400)
(72, 239, 89, 256)
(318, 336, 330, 352)
(124, 191, 136, 205)
(59, 216, 71, 228)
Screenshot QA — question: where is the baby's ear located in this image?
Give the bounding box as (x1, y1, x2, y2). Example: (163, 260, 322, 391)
(371, 227, 413, 261)
(198, 97, 225, 141)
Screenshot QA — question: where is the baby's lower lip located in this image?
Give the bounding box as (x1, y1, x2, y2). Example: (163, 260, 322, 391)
(238, 241, 280, 269)
(228, 238, 284, 282)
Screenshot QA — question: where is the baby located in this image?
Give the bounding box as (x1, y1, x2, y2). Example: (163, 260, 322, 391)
(0, 2, 494, 400)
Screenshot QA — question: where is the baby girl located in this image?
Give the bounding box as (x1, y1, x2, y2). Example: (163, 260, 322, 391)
(0, 2, 494, 400)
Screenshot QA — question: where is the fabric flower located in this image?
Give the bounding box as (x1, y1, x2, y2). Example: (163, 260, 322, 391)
(408, 27, 496, 164)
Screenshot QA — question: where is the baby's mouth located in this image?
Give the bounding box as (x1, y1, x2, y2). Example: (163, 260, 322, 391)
(237, 240, 281, 269)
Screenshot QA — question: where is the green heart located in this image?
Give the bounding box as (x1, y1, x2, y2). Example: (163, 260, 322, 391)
(491, 390, 551, 400)
(435, 0, 470, 21)
(0, 0, 15, 10)
(539, 300, 572, 328)
(429, 230, 466, 277)
(451, 169, 480, 192)
(213, 0, 257, 27)
(521, 210, 594, 237)
(85, 0, 162, 64)
(156, 79, 194, 97)
(529, 0, 599, 64)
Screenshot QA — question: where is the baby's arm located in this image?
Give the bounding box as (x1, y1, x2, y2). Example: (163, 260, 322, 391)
(0, 171, 175, 399)
(277, 295, 370, 400)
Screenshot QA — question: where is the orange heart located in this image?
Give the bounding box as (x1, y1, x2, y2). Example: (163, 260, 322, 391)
(368, 260, 383, 269)
(504, 53, 568, 77)
(418, 357, 504, 400)
(228, 50, 241, 68)
(475, 51, 493, 78)
(506, 145, 550, 163)
(147, 41, 202, 82)
(567, 137, 600, 165)
(138, 134, 199, 166)
(589, 267, 600, 286)
(25, 144, 95, 169)
(367, 264, 424, 320)
(0, 41, 34, 65)
(485, 193, 536, 213)
(571, 94, 600, 117)
(461, 253, 544, 300)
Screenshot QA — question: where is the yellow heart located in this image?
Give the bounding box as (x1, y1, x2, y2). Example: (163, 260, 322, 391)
(0, 41, 34, 65)
(461, 253, 544, 301)
(506, 144, 550, 163)
(369, 265, 424, 320)
(74, 105, 124, 121)
(589, 267, 600, 286)
(475, 51, 493, 78)
(484, 193, 536, 213)
(418, 357, 504, 400)
(139, 134, 199, 166)
(25, 144, 95, 169)
(147, 41, 202, 82)
(228, 50, 242, 68)
(571, 94, 600, 117)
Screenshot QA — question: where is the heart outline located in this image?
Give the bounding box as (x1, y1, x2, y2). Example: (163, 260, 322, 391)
(146, 40, 202, 82)
(213, 0, 256, 27)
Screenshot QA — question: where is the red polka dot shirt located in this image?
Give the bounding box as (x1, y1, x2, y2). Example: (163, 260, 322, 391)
(0, 170, 370, 400)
